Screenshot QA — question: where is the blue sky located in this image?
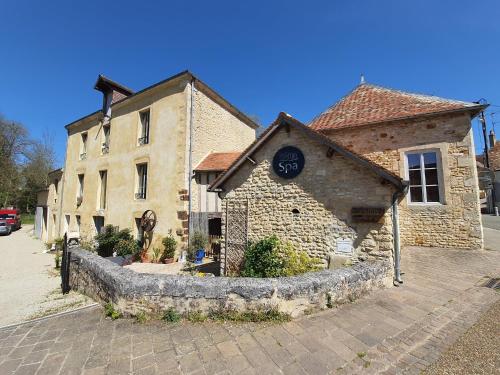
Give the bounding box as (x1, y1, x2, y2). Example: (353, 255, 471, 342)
(1, 0, 499, 165)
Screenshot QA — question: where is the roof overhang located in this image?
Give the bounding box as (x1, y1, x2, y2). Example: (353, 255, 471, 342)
(209, 112, 407, 193)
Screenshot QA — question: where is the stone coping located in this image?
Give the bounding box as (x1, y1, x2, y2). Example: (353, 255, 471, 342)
(69, 248, 392, 317)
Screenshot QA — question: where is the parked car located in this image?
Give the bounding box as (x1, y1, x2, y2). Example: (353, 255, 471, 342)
(0, 208, 21, 230)
(0, 220, 12, 235)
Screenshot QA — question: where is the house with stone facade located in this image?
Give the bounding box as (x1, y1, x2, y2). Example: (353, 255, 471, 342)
(47, 71, 257, 254)
(211, 83, 486, 277)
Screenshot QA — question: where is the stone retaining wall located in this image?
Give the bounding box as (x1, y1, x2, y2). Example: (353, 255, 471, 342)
(69, 248, 392, 318)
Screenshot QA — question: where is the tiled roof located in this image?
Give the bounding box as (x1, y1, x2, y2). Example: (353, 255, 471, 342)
(195, 152, 242, 172)
(309, 84, 481, 131)
(209, 112, 406, 192)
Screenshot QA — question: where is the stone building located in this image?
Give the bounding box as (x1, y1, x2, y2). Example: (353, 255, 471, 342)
(211, 83, 486, 276)
(50, 71, 257, 254)
(210, 113, 406, 274)
(486, 130, 500, 210)
(309, 84, 486, 250)
(35, 168, 63, 242)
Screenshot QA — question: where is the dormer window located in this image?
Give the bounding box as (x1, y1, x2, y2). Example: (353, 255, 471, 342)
(80, 133, 88, 160)
(138, 110, 150, 145)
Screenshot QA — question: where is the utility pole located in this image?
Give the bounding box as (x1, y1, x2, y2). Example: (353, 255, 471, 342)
(479, 111, 490, 168)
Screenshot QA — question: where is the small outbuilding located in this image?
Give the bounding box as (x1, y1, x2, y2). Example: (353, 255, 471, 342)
(210, 113, 407, 275)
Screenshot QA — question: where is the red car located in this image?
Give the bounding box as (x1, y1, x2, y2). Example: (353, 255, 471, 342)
(0, 209, 21, 231)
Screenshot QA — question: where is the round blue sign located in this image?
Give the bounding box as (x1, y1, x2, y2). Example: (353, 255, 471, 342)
(272, 146, 305, 179)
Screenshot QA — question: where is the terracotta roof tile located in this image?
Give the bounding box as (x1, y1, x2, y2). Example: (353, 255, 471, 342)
(309, 84, 479, 131)
(195, 152, 242, 172)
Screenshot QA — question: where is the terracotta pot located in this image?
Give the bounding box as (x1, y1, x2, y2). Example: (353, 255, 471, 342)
(163, 258, 174, 264)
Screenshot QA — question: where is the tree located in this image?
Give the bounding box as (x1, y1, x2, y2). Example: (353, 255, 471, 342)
(0, 115, 55, 211)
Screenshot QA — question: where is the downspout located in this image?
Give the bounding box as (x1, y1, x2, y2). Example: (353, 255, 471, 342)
(392, 183, 408, 286)
(187, 78, 195, 251)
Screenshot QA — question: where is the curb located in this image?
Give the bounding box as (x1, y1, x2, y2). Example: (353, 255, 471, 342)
(0, 303, 100, 330)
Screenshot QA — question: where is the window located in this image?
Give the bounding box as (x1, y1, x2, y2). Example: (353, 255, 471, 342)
(98, 170, 107, 209)
(136, 163, 148, 199)
(93, 216, 104, 235)
(77, 174, 85, 205)
(406, 151, 441, 204)
(54, 178, 59, 203)
(76, 215, 81, 234)
(138, 110, 150, 145)
(102, 125, 110, 154)
(80, 133, 88, 160)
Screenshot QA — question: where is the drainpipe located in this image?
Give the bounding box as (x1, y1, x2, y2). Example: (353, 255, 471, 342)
(187, 78, 195, 251)
(392, 187, 406, 286)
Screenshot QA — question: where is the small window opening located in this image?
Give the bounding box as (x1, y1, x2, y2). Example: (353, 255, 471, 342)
(292, 208, 300, 215)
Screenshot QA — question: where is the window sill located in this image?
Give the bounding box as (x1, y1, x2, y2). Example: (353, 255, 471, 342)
(407, 202, 446, 208)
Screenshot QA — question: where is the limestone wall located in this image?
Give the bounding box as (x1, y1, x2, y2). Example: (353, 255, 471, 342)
(322, 113, 483, 250)
(190, 87, 256, 213)
(219, 125, 396, 272)
(69, 248, 392, 318)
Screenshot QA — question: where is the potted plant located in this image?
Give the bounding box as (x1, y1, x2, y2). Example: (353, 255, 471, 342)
(161, 232, 177, 264)
(190, 231, 208, 264)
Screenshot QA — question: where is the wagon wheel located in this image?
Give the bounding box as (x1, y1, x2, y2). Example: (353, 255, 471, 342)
(140, 210, 157, 232)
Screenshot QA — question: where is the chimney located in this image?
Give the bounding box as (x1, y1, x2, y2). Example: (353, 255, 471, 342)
(94, 75, 134, 119)
(490, 130, 496, 148)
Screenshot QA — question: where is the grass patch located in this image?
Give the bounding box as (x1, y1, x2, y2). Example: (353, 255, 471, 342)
(28, 300, 86, 320)
(21, 213, 34, 225)
(185, 311, 207, 323)
(162, 308, 181, 323)
(134, 311, 149, 324)
(208, 309, 291, 323)
(357, 351, 366, 359)
(363, 360, 371, 368)
(104, 303, 122, 320)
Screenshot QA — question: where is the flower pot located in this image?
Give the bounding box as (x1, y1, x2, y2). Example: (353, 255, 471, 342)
(163, 258, 174, 264)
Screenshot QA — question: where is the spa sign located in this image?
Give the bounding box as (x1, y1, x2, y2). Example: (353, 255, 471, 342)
(272, 146, 305, 179)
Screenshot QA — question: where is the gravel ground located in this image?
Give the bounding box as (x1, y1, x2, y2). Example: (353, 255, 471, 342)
(424, 298, 500, 375)
(0, 226, 91, 327)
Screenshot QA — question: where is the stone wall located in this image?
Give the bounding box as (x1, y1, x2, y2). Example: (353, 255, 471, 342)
(219, 126, 397, 272)
(322, 113, 483, 250)
(69, 248, 392, 318)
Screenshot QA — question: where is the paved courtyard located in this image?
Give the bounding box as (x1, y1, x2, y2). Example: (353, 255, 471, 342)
(0, 243, 499, 374)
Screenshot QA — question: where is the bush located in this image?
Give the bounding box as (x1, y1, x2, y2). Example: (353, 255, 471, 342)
(188, 231, 208, 261)
(54, 237, 64, 251)
(162, 307, 181, 323)
(104, 303, 122, 320)
(114, 238, 141, 258)
(161, 233, 177, 261)
(242, 235, 321, 277)
(95, 225, 135, 257)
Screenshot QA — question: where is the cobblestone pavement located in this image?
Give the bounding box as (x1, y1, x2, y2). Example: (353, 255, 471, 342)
(0, 246, 499, 375)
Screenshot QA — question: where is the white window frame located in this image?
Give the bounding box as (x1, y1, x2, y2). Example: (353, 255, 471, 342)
(136, 163, 148, 200)
(404, 149, 443, 205)
(138, 109, 150, 146)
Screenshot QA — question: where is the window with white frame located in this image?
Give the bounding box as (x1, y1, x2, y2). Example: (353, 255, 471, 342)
(102, 125, 110, 154)
(77, 174, 85, 205)
(138, 110, 150, 145)
(80, 133, 88, 160)
(406, 151, 441, 203)
(136, 163, 148, 199)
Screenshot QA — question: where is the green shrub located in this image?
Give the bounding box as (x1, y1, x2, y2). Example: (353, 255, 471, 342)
(242, 235, 320, 277)
(161, 233, 177, 261)
(188, 231, 208, 261)
(162, 307, 181, 323)
(114, 238, 141, 258)
(104, 303, 122, 320)
(94, 225, 137, 257)
(151, 247, 162, 263)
